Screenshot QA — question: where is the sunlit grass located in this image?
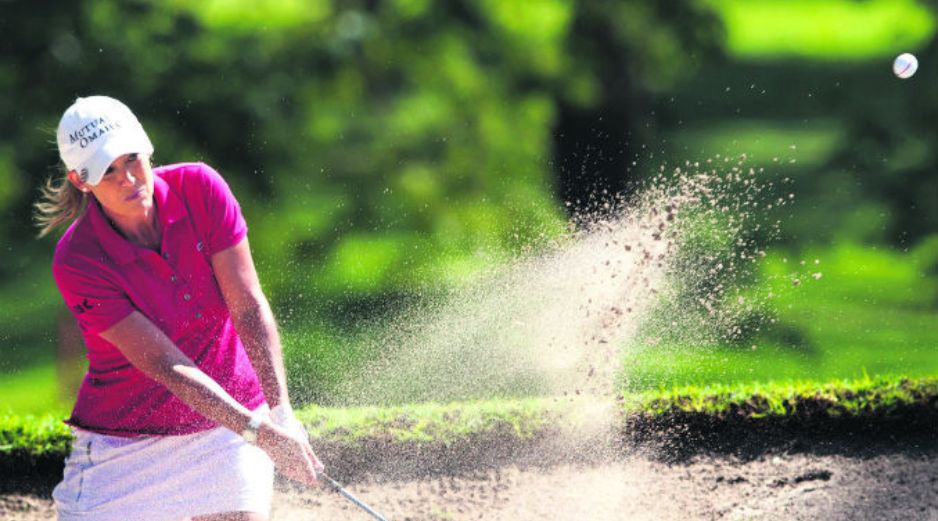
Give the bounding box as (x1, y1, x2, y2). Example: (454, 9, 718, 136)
(665, 119, 843, 167)
(5, 376, 937, 463)
(626, 374, 938, 420)
(0, 413, 72, 457)
(709, 0, 935, 61)
(0, 364, 70, 417)
(624, 239, 938, 390)
(0, 260, 62, 372)
(298, 397, 552, 443)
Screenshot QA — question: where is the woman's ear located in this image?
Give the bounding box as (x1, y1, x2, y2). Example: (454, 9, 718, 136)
(66, 170, 92, 193)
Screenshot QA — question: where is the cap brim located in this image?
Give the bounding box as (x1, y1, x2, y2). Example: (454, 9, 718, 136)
(82, 130, 154, 186)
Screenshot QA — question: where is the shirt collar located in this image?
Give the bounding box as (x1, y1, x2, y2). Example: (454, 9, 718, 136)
(87, 174, 188, 265)
(88, 199, 137, 265)
(153, 174, 186, 226)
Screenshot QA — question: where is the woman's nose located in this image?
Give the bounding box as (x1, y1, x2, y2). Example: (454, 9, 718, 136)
(119, 167, 137, 185)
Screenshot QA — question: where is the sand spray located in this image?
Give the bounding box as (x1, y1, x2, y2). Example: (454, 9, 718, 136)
(331, 155, 787, 413)
(283, 155, 793, 519)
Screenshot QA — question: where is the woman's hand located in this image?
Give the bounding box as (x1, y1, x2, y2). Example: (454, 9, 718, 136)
(270, 403, 310, 442)
(255, 420, 324, 488)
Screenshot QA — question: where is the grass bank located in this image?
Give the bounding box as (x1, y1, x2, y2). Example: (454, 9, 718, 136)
(3, 375, 936, 479)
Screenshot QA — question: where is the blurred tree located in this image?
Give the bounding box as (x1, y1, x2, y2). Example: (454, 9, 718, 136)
(1, 0, 725, 330)
(551, 0, 723, 210)
(825, 34, 938, 247)
(5, 0, 935, 406)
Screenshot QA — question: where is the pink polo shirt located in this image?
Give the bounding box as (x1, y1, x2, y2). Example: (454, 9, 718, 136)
(53, 162, 265, 436)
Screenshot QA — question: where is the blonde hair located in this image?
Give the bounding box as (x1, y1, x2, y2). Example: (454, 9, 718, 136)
(34, 173, 88, 238)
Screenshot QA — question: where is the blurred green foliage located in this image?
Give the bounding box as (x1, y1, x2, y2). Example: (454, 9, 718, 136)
(0, 0, 719, 349)
(1, 0, 937, 412)
(0, 0, 719, 323)
(711, 0, 935, 60)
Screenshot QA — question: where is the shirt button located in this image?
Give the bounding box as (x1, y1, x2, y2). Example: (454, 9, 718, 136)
(183, 293, 192, 301)
(163, 252, 170, 260)
(194, 312, 202, 319)
(170, 275, 177, 282)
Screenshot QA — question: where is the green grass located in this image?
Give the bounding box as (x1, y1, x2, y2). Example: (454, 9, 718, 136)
(4, 375, 937, 468)
(708, 0, 936, 61)
(0, 414, 72, 458)
(624, 238, 938, 390)
(626, 374, 938, 420)
(665, 119, 843, 167)
(297, 397, 554, 444)
(0, 364, 71, 417)
(0, 260, 62, 373)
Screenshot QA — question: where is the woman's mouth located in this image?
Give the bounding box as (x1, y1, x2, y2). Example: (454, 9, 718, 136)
(125, 188, 145, 201)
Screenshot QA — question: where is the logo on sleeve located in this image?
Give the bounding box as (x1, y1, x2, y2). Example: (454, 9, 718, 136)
(72, 298, 94, 315)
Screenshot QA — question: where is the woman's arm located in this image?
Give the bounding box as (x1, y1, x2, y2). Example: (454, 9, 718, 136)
(99, 312, 320, 485)
(210, 237, 290, 410)
(100, 312, 258, 430)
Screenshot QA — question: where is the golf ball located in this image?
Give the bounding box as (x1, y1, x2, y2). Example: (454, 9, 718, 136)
(893, 53, 918, 79)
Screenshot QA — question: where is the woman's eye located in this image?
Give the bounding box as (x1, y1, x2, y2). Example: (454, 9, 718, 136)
(127, 154, 138, 162)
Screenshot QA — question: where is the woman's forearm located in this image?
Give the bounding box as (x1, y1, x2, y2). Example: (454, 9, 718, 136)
(210, 239, 293, 411)
(99, 310, 261, 435)
(162, 363, 258, 433)
(153, 355, 322, 487)
(230, 293, 290, 409)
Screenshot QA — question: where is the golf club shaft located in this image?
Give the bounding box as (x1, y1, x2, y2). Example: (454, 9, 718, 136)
(321, 473, 390, 521)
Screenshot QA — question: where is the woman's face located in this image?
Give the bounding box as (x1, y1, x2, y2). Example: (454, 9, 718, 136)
(86, 153, 155, 221)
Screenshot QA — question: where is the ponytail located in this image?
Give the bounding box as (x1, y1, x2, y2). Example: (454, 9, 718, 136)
(34, 174, 88, 238)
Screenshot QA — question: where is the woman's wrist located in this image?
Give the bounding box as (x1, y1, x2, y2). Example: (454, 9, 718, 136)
(240, 410, 268, 444)
(270, 402, 293, 423)
(270, 402, 308, 442)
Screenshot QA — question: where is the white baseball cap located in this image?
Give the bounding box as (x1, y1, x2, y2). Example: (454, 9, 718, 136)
(56, 96, 154, 186)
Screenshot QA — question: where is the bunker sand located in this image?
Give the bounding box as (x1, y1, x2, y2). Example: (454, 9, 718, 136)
(7, 442, 938, 520)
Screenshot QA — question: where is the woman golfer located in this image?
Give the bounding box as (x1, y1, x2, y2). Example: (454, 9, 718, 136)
(36, 95, 322, 520)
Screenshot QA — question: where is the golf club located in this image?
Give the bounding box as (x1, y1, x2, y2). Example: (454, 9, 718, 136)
(321, 472, 390, 521)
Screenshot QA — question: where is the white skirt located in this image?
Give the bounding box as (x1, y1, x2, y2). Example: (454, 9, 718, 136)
(53, 417, 274, 521)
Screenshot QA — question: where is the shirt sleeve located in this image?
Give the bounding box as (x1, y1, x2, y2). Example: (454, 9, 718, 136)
(53, 260, 135, 336)
(184, 163, 248, 255)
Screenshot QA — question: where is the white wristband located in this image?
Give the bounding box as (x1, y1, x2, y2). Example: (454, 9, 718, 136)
(271, 403, 308, 442)
(270, 403, 294, 424)
(241, 413, 264, 444)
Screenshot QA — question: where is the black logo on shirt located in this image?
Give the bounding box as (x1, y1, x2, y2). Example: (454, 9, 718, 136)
(72, 298, 93, 315)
